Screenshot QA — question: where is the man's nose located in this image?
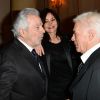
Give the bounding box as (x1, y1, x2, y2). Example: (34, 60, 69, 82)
(71, 34, 74, 41)
(42, 27, 45, 33)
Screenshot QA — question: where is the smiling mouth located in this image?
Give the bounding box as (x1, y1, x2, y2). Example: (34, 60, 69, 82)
(48, 28, 52, 29)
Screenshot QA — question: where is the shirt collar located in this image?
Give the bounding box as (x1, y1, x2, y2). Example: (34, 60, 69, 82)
(81, 43, 100, 63)
(18, 38, 33, 52)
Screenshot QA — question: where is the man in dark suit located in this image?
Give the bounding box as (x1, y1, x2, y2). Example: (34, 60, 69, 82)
(70, 11, 100, 100)
(0, 8, 47, 100)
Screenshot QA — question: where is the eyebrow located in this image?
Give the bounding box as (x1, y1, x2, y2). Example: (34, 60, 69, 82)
(45, 17, 55, 20)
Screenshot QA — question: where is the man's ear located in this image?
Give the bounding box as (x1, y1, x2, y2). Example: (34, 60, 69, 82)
(88, 29, 95, 41)
(19, 28, 25, 37)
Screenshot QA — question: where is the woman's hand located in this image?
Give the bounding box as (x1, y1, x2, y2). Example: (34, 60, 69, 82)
(35, 44, 45, 56)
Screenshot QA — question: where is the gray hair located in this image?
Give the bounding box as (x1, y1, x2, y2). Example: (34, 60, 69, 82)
(12, 8, 40, 37)
(73, 11, 100, 37)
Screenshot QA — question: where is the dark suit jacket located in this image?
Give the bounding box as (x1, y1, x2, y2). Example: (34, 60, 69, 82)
(0, 38, 47, 100)
(70, 47, 100, 100)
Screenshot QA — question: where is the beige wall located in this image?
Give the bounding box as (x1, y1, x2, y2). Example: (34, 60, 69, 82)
(1, 0, 100, 44)
(0, 0, 10, 44)
(59, 0, 100, 21)
(11, 0, 46, 11)
(78, 0, 100, 13)
(11, 0, 37, 10)
(0, 0, 10, 31)
(9, 0, 100, 21)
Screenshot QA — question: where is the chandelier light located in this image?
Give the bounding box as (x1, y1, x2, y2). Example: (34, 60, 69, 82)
(49, 0, 65, 8)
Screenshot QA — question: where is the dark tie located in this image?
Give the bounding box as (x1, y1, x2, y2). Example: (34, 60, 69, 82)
(31, 49, 38, 60)
(77, 62, 84, 74)
(31, 49, 42, 72)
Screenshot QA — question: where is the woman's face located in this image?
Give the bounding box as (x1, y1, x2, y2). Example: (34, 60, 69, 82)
(44, 13, 58, 34)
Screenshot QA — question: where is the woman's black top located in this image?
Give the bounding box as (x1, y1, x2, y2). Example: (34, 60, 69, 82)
(42, 36, 80, 100)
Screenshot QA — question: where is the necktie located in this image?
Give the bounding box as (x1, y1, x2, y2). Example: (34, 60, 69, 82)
(31, 49, 38, 60)
(77, 62, 84, 74)
(31, 49, 42, 72)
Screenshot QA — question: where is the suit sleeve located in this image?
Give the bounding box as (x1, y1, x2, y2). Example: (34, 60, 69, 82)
(0, 55, 17, 100)
(87, 62, 100, 100)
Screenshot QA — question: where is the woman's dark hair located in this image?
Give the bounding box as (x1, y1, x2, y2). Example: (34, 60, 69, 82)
(40, 8, 61, 41)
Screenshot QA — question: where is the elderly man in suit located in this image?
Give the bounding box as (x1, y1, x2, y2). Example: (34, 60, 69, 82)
(0, 8, 47, 100)
(70, 11, 100, 100)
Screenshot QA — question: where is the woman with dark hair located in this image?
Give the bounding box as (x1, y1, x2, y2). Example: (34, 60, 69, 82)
(35, 8, 80, 100)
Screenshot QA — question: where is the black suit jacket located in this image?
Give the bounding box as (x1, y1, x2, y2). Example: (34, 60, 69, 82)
(70, 47, 100, 100)
(0, 38, 47, 100)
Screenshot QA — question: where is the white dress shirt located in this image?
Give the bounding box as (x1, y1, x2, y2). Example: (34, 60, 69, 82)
(18, 38, 33, 52)
(81, 43, 100, 64)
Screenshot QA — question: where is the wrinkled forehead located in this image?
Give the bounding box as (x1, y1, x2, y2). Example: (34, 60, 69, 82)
(27, 15, 42, 26)
(73, 20, 88, 31)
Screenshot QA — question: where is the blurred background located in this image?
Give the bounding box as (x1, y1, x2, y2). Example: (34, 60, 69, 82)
(0, 0, 100, 45)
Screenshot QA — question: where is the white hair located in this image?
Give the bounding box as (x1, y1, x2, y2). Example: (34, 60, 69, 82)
(73, 11, 100, 37)
(12, 8, 40, 37)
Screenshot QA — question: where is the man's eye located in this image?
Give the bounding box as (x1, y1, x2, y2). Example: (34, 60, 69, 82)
(45, 21, 48, 23)
(36, 27, 39, 29)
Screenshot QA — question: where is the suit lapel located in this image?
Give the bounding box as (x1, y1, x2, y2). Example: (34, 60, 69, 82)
(70, 47, 100, 88)
(70, 61, 89, 88)
(14, 38, 46, 79)
(25, 51, 46, 78)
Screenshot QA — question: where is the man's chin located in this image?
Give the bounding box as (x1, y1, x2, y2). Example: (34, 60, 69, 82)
(37, 42, 41, 46)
